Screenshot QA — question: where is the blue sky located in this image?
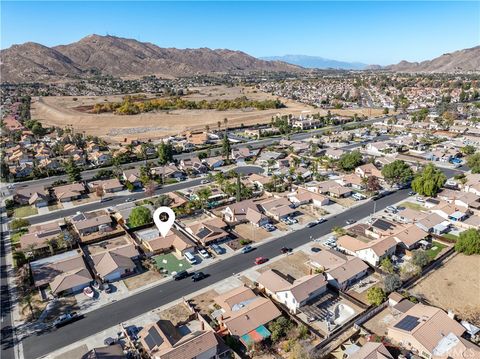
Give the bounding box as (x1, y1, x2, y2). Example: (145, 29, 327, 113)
(1, 1, 479, 65)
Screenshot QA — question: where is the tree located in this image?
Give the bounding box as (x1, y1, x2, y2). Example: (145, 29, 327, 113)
(366, 287, 385, 306)
(95, 186, 105, 199)
(196, 187, 212, 209)
(20, 292, 36, 320)
(384, 274, 402, 293)
(411, 163, 446, 197)
(155, 194, 173, 207)
(157, 141, 174, 165)
(461, 145, 476, 156)
(338, 150, 363, 172)
(455, 228, 480, 255)
(380, 257, 394, 274)
(381, 160, 414, 186)
(128, 206, 152, 228)
(412, 250, 429, 267)
(366, 176, 381, 193)
(144, 181, 157, 197)
(12, 251, 26, 267)
(467, 153, 480, 174)
(65, 157, 82, 183)
(383, 107, 389, 115)
(11, 218, 30, 230)
(268, 317, 292, 342)
(222, 133, 231, 162)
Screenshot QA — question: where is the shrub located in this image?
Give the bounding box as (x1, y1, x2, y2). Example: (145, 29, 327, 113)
(367, 287, 385, 306)
(11, 218, 30, 230)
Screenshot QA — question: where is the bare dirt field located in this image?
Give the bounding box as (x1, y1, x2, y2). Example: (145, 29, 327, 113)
(31, 85, 313, 142)
(31, 85, 382, 143)
(258, 251, 311, 279)
(410, 254, 480, 324)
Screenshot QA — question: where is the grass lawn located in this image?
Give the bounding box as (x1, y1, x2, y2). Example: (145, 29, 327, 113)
(14, 206, 38, 218)
(426, 241, 447, 261)
(48, 203, 62, 211)
(442, 233, 458, 242)
(153, 253, 191, 274)
(400, 201, 427, 212)
(10, 229, 28, 245)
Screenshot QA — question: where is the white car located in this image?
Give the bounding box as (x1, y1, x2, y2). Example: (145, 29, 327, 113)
(198, 249, 210, 259)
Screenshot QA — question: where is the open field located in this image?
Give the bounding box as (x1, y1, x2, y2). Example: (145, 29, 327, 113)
(410, 254, 480, 324)
(32, 85, 382, 143)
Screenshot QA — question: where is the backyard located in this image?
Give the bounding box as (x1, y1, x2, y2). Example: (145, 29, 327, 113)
(153, 253, 192, 274)
(426, 241, 447, 261)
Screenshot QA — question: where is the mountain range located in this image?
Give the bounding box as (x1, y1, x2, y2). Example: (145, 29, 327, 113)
(261, 54, 371, 70)
(1, 35, 479, 83)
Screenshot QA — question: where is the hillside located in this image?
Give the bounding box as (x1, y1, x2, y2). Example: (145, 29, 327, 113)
(261, 54, 370, 70)
(386, 46, 480, 72)
(0, 34, 301, 83)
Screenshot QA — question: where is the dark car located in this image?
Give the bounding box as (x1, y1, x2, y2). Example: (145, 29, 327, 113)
(53, 312, 81, 328)
(173, 270, 189, 281)
(210, 243, 224, 255)
(307, 221, 318, 228)
(281, 247, 292, 254)
(310, 247, 321, 253)
(192, 272, 207, 282)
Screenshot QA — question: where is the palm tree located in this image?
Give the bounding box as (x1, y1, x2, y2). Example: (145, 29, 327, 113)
(223, 118, 228, 132)
(46, 238, 57, 256)
(21, 292, 36, 320)
(217, 121, 221, 132)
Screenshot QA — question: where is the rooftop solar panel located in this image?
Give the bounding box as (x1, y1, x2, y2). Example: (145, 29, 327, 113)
(144, 334, 156, 349)
(148, 327, 164, 346)
(394, 315, 420, 331)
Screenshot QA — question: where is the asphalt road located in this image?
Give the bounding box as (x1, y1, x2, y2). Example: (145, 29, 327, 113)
(27, 165, 263, 225)
(20, 186, 423, 359)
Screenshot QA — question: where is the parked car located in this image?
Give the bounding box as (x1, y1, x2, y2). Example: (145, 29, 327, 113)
(408, 191, 416, 196)
(210, 243, 223, 255)
(173, 270, 190, 281)
(416, 196, 425, 203)
(263, 223, 276, 232)
(386, 205, 398, 213)
(198, 248, 210, 259)
(310, 247, 321, 253)
(307, 221, 318, 228)
(281, 247, 292, 254)
(346, 219, 356, 225)
(287, 217, 298, 224)
(100, 197, 113, 203)
(184, 252, 197, 264)
(200, 179, 211, 184)
(241, 245, 254, 254)
(192, 272, 207, 282)
(104, 283, 112, 294)
(255, 257, 268, 265)
(53, 312, 81, 328)
(124, 197, 134, 202)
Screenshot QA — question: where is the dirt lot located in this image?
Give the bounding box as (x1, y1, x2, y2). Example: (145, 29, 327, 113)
(410, 254, 480, 323)
(123, 270, 163, 290)
(258, 251, 311, 279)
(234, 223, 272, 242)
(31, 85, 313, 142)
(188, 289, 218, 316)
(363, 307, 401, 337)
(155, 302, 192, 325)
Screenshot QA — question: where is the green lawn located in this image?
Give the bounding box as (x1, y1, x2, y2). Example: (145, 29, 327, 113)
(13, 206, 38, 218)
(442, 233, 458, 242)
(426, 241, 447, 261)
(400, 201, 427, 212)
(48, 203, 61, 211)
(10, 229, 28, 245)
(153, 253, 191, 274)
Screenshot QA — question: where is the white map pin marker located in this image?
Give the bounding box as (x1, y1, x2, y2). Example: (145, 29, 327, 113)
(153, 206, 175, 238)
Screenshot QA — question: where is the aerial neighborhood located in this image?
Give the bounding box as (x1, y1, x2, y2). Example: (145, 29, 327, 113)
(1, 5, 480, 359)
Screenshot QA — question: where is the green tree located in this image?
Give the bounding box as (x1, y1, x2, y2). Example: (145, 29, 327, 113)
(157, 141, 174, 165)
(384, 273, 402, 293)
(366, 287, 385, 306)
(455, 228, 480, 255)
(128, 206, 152, 228)
(381, 160, 414, 186)
(461, 145, 476, 156)
(268, 317, 292, 342)
(196, 187, 212, 209)
(154, 194, 173, 207)
(11, 218, 30, 230)
(338, 150, 363, 172)
(412, 250, 429, 267)
(411, 163, 446, 197)
(12, 251, 27, 267)
(467, 153, 480, 174)
(65, 157, 82, 183)
(380, 257, 394, 274)
(222, 133, 231, 162)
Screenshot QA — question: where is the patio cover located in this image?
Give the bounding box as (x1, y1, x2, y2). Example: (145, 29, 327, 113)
(240, 325, 271, 346)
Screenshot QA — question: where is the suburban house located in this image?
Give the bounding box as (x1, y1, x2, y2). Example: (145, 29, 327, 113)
(202, 156, 225, 169)
(87, 237, 139, 282)
(185, 218, 229, 245)
(387, 303, 477, 359)
(222, 199, 264, 224)
(135, 228, 195, 257)
(213, 286, 281, 346)
(166, 192, 187, 208)
(355, 163, 384, 179)
(415, 213, 448, 234)
(53, 183, 86, 202)
(304, 180, 352, 198)
(340, 173, 366, 190)
(287, 189, 329, 208)
(336, 235, 397, 267)
(308, 249, 349, 271)
(462, 174, 480, 196)
(122, 169, 142, 187)
(365, 219, 401, 239)
(231, 147, 259, 163)
(20, 221, 63, 254)
(14, 185, 50, 207)
(350, 342, 394, 359)
(81, 344, 126, 359)
(179, 156, 207, 174)
(247, 173, 272, 190)
(138, 316, 230, 359)
(30, 250, 92, 296)
(150, 164, 185, 180)
(391, 225, 429, 250)
(260, 197, 296, 220)
(88, 178, 124, 193)
(326, 257, 369, 290)
(71, 211, 113, 237)
(256, 270, 328, 314)
(324, 148, 345, 160)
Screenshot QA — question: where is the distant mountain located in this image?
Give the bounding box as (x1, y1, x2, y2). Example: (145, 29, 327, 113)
(261, 54, 370, 70)
(386, 46, 480, 72)
(0, 34, 302, 83)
